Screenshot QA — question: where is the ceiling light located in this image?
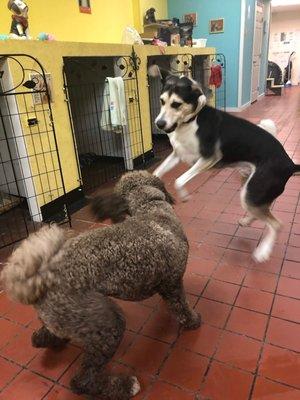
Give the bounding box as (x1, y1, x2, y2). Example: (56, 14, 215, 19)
(272, 0, 300, 6)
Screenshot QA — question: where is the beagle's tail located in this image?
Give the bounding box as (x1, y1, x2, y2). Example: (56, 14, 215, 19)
(1, 225, 65, 305)
(258, 119, 277, 137)
(293, 164, 300, 176)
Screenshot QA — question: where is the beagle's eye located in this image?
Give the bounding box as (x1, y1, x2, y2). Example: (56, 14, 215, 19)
(160, 98, 165, 105)
(171, 101, 182, 109)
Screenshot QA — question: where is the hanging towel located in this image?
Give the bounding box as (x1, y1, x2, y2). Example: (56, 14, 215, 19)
(107, 77, 127, 127)
(100, 83, 112, 129)
(209, 64, 222, 88)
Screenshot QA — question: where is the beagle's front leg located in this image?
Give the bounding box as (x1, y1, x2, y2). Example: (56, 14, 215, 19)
(153, 151, 180, 179)
(175, 157, 219, 201)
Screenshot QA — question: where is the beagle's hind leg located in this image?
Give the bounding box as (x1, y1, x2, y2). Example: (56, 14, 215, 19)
(251, 207, 282, 263)
(240, 170, 282, 262)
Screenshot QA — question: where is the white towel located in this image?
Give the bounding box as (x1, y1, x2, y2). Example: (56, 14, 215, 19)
(107, 77, 127, 127)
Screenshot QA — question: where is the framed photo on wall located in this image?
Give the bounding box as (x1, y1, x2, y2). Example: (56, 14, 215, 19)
(184, 13, 197, 26)
(79, 0, 91, 14)
(209, 18, 224, 34)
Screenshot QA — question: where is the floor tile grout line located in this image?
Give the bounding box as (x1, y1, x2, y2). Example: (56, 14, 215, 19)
(187, 254, 287, 279)
(195, 271, 248, 396)
(259, 374, 300, 392)
(124, 315, 300, 354)
(247, 141, 300, 400)
(0, 360, 26, 395)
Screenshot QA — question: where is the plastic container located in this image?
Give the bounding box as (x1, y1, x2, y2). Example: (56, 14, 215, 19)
(193, 38, 207, 48)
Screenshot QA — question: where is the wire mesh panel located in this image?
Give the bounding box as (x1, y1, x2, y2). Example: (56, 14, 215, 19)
(0, 54, 70, 249)
(193, 53, 226, 111)
(63, 55, 145, 194)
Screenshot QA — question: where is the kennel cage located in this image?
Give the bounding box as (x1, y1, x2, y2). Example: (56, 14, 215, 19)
(63, 55, 145, 195)
(147, 53, 226, 158)
(0, 54, 70, 249)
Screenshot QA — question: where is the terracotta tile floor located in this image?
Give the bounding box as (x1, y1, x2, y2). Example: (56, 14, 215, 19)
(1, 87, 300, 399)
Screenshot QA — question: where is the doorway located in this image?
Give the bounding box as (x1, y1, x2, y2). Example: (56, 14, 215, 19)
(251, 1, 264, 102)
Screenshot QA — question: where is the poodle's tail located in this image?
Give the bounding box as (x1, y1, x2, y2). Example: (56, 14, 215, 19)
(90, 192, 129, 223)
(258, 119, 277, 137)
(1, 225, 65, 305)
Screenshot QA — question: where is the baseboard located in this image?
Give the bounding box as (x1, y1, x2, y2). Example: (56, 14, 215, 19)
(41, 186, 85, 223)
(257, 92, 265, 100)
(227, 101, 251, 112)
(133, 149, 154, 167)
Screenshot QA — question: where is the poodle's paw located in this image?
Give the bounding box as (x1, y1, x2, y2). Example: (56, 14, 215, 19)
(183, 312, 201, 330)
(31, 327, 68, 349)
(70, 372, 90, 395)
(130, 376, 141, 397)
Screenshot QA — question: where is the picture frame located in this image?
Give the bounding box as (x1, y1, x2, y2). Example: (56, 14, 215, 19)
(170, 33, 180, 46)
(184, 13, 197, 27)
(30, 73, 53, 105)
(79, 0, 91, 14)
(209, 18, 224, 34)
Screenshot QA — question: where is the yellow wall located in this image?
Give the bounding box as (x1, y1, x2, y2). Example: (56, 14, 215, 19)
(1, 0, 168, 42)
(1, 0, 134, 43)
(0, 41, 137, 208)
(0, 40, 215, 211)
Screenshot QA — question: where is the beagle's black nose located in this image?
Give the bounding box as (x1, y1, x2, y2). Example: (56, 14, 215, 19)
(156, 119, 166, 129)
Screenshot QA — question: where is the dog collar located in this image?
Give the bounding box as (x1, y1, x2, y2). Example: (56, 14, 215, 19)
(182, 99, 204, 125)
(183, 115, 197, 124)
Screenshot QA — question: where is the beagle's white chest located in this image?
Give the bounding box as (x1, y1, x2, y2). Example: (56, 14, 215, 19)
(168, 122, 200, 165)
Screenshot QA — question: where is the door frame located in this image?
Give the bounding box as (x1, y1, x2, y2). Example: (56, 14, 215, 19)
(250, 0, 264, 103)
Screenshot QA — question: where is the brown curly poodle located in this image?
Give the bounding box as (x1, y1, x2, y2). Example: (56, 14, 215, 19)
(1, 171, 201, 399)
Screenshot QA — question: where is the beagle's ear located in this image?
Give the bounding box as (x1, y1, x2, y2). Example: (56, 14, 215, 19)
(148, 64, 172, 85)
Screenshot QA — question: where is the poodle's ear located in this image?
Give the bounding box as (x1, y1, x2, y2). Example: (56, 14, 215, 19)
(89, 192, 129, 223)
(137, 186, 166, 203)
(149, 175, 175, 205)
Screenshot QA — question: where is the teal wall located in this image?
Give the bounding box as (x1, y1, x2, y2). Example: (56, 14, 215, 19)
(168, 0, 241, 108)
(168, 0, 271, 108)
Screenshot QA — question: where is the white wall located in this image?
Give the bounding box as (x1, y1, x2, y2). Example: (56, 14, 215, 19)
(269, 10, 300, 85)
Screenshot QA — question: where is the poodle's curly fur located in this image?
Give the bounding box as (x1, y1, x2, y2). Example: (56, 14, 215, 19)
(1, 171, 200, 400)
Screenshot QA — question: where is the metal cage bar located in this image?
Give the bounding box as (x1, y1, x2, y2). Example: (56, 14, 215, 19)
(63, 52, 146, 195)
(0, 54, 70, 249)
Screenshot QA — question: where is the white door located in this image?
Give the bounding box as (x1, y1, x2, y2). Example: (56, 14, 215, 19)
(251, 1, 264, 102)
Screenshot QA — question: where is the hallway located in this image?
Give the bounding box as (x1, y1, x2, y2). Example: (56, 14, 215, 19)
(0, 88, 300, 399)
